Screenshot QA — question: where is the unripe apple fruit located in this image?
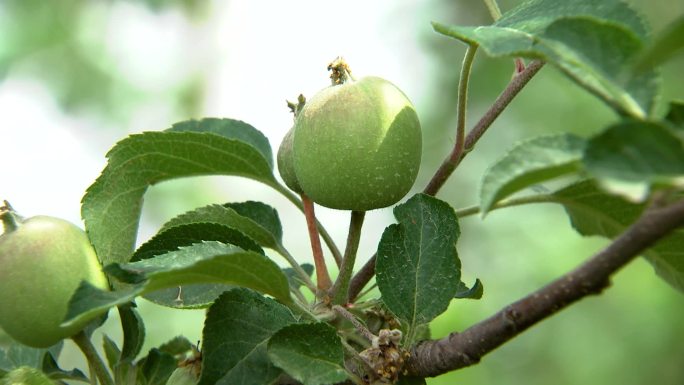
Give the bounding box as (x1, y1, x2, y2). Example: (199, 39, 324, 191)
(166, 366, 199, 385)
(166, 347, 201, 385)
(0, 211, 109, 347)
(292, 76, 422, 211)
(277, 127, 303, 193)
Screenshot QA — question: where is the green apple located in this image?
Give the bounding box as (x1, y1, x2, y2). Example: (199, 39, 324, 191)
(277, 127, 303, 193)
(292, 76, 422, 211)
(0, 211, 109, 347)
(166, 366, 199, 385)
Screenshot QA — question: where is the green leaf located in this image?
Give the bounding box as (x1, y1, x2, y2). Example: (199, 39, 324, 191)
(555, 180, 684, 291)
(583, 120, 684, 184)
(132, 223, 264, 262)
(63, 242, 291, 326)
(455, 279, 484, 300)
(63, 281, 141, 330)
(143, 284, 235, 310)
(0, 348, 41, 375)
(146, 201, 283, 308)
(82, 118, 278, 265)
(40, 352, 88, 383)
(665, 100, 684, 130)
(0, 367, 54, 385)
(224, 201, 284, 245)
(376, 194, 461, 343)
(0, 343, 83, 383)
(101, 335, 137, 385)
(493, 0, 648, 38)
(137, 348, 177, 385)
(118, 304, 145, 362)
(539, 17, 658, 117)
(132, 202, 285, 307)
(131, 220, 265, 308)
(283, 263, 315, 289)
(267, 323, 348, 385)
(167, 118, 274, 168)
(433, 0, 657, 117)
(121, 242, 289, 300)
(634, 15, 684, 71)
(157, 336, 194, 357)
(102, 335, 121, 370)
(159, 202, 282, 250)
(200, 288, 298, 385)
(0, 343, 59, 375)
(480, 134, 586, 215)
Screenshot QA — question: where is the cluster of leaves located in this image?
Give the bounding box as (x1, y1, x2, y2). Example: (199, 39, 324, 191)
(1, 314, 198, 385)
(1, 342, 87, 384)
(55, 114, 479, 384)
(2, 0, 684, 384)
(463, 0, 684, 292)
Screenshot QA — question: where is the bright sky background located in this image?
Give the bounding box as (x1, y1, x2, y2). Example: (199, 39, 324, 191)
(0, 0, 443, 249)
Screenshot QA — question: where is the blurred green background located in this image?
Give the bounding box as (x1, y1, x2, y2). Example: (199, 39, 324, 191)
(1, 0, 683, 384)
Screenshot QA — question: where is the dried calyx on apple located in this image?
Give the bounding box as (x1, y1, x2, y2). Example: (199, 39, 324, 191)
(0, 201, 109, 347)
(278, 58, 422, 211)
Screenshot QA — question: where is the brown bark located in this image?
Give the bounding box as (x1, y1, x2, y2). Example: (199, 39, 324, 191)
(406, 197, 684, 377)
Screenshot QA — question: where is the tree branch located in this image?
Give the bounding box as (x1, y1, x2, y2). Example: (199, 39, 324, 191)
(348, 60, 546, 302)
(406, 197, 684, 377)
(423, 59, 545, 196)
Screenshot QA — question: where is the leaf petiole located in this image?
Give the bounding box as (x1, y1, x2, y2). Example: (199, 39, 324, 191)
(275, 245, 317, 294)
(301, 194, 333, 294)
(455, 194, 558, 218)
(275, 183, 343, 266)
(72, 331, 114, 385)
(483, 0, 502, 21)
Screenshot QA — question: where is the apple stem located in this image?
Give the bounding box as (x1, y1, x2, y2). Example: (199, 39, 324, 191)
(301, 194, 333, 294)
(330, 210, 366, 305)
(72, 331, 114, 385)
(0, 200, 24, 233)
(275, 185, 343, 266)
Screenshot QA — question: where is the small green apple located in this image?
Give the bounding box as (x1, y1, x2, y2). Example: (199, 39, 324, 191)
(292, 76, 422, 211)
(277, 127, 303, 193)
(0, 210, 109, 347)
(166, 366, 199, 385)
